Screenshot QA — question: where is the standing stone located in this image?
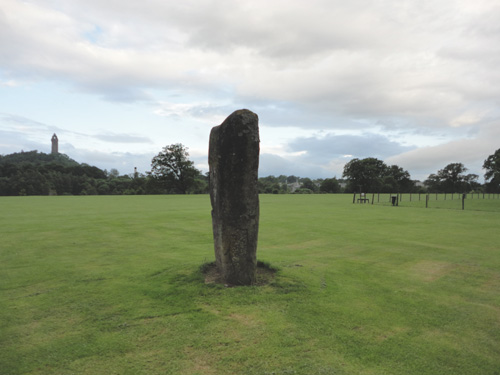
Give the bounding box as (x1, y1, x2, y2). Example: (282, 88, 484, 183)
(209, 109, 260, 285)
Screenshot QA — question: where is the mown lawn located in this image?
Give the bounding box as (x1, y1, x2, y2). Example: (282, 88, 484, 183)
(1, 195, 499, 374)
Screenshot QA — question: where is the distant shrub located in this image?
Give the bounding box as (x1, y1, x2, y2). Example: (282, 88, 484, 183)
(294, 188, 313, 194)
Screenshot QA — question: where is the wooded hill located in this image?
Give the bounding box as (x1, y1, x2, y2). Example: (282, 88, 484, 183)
(0, 151, 153, 196)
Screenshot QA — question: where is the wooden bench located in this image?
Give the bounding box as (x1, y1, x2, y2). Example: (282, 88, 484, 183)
(357, 193, 369, 203)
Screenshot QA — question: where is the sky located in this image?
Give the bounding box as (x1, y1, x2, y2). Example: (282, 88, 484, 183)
(1, 0, 500, 181)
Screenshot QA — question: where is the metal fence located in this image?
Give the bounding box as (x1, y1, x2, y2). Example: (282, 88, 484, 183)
(353, 192, 500, 212)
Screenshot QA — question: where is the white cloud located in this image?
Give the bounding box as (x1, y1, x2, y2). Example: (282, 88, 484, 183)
(288, 133, 415, 160)
(1, 0, 500, 180)
(386, 122, 500, 181)
(3, 0, 497, 123)
(93, 133, 153, 144)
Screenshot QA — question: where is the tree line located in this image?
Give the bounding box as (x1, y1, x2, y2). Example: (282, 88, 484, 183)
(1, 145, 499, 196)
(0, 149, 207, 196)
(341, 151, 499, 194)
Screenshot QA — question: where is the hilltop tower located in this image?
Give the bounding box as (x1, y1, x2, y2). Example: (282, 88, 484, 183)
(51, 133, 58, 154)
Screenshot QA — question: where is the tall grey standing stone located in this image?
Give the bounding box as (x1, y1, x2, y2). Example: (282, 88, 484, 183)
(209, 109, 260, 285)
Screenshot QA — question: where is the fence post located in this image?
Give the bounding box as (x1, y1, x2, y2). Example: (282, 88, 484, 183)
(378, 193, 380, 203)
(462, 193, 466, 210)
(353, 193, 356, 204)
(372, 193, 375, 205)
(426, 194, 429, 208)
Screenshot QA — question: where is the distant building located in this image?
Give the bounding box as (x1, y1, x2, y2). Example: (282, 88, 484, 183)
(51, 134, 58, 154)
(287, 181, 301, 193)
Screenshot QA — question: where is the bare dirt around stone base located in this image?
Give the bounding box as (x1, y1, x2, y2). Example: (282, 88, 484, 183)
(202, 261, 276, 287)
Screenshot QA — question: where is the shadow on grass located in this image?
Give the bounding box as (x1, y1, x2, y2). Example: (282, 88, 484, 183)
(140, 260, 308, 320)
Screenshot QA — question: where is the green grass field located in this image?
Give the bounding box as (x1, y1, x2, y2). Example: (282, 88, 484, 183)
(1, 195, 499, 374)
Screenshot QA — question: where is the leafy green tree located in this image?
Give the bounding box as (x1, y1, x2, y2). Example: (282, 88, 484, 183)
(464, 173, 480, 192)
(319, 178, 340, 193)
(108, 168, 120, 178)
(424, 173, 441, 192)
(343, 158, 387, 192)
(483, 149, 500, 192)
(277, 175, 288, 184)
(258, 176, 287, 194)
(438, 163, 468, 192)
(258, 175, 278, 193)
(191, 173, 209, 194)
(149, 144, 201, 194)
(425, 163, 478, 193)
(300, 178, 318, 192)
(385, 165, 413, 193)
(144, 175, 167, 194)
(343, 158, 414, 193)
(294, 188, 313, 194)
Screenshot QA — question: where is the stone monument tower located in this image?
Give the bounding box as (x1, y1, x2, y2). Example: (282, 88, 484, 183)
(51, 133, 58, 154)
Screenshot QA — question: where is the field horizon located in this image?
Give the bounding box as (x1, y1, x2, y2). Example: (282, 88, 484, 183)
(1, 194, 499, 374)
